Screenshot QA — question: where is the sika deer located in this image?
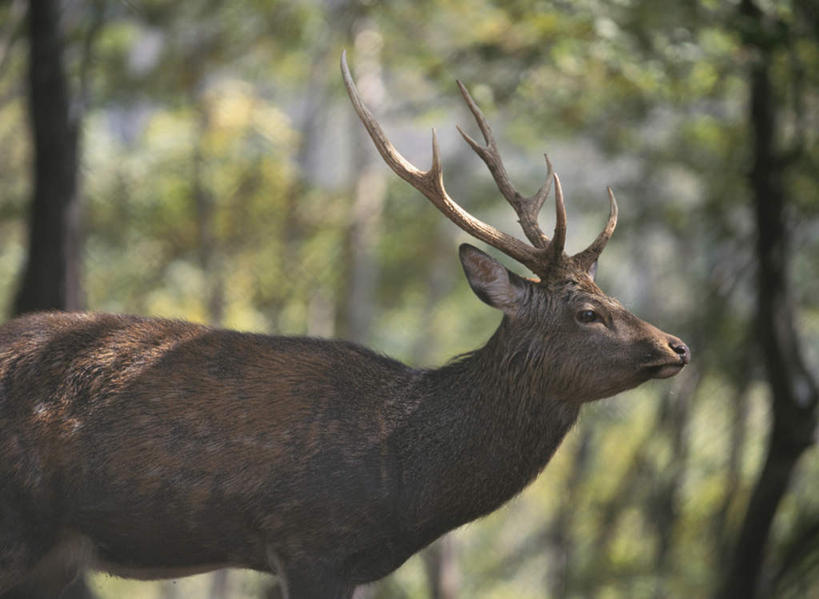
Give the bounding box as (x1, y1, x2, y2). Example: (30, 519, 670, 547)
(0, 53, 689, 599)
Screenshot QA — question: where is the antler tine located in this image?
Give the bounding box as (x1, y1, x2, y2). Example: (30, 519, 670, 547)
(455, 81, 552, 249)
(572, 187, 618, 270)
(341, 51, 425, 185)
(341, 51, 545, 272)
(551, 173, 567, 257)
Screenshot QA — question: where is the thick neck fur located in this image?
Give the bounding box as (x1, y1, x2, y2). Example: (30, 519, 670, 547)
(396, 317, 581, 547)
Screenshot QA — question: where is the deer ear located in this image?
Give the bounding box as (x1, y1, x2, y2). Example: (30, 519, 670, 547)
(459, 244, 525, 314)
(588, 260, 598, 281)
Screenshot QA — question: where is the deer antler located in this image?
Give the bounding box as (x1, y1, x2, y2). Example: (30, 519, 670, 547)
(340, 51, 616, 277)
(340, 51, 549, 274)
(571, 187, 618, 271)
(454, 81, 555, 250)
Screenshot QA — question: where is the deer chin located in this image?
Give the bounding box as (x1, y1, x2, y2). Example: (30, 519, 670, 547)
(645, 361, 685, 379)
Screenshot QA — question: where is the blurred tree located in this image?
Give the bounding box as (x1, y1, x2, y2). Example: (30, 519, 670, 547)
(13, 0, 85, 315)
(717, 1, 818, 597)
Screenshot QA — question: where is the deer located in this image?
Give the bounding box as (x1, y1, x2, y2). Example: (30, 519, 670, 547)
(0, 51, 689, 599)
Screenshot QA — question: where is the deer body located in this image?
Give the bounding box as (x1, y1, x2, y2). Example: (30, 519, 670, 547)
(0, 54, 689, 598)
(1, 310, 582, 595)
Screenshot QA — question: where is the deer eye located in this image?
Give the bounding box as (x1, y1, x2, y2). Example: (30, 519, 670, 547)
(577, 309, 601, 324)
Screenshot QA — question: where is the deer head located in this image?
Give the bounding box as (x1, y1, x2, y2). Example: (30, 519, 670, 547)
(341, 51, 689, 403)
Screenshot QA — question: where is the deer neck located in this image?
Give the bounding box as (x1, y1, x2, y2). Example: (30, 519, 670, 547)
(398, 319, 581, 544)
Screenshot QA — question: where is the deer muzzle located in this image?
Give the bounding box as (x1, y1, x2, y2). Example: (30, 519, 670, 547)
(647, 335, 690, 379)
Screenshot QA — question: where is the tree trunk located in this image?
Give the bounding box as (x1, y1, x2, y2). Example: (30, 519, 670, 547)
(650, 370, 698, 599)
(422, 536, 460, 599)
(13, 0, 82, 316)
(546, 428, 591, 598)
(193, 102, 225, 326)
(208, 569, 230, 599)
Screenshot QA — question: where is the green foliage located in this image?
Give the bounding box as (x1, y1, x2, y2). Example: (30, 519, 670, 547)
(0, 0, 817, 597)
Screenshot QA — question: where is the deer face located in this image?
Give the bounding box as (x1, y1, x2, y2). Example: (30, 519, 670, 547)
(459, 244, 690, 402)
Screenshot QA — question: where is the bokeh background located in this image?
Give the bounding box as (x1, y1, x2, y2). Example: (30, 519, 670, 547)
(0, 1, 817, 598)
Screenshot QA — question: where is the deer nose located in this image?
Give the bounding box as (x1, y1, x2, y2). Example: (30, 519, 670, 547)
(669, 338, 690, 364)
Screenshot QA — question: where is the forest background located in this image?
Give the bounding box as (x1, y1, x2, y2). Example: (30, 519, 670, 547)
(0, 0, 817, 598)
